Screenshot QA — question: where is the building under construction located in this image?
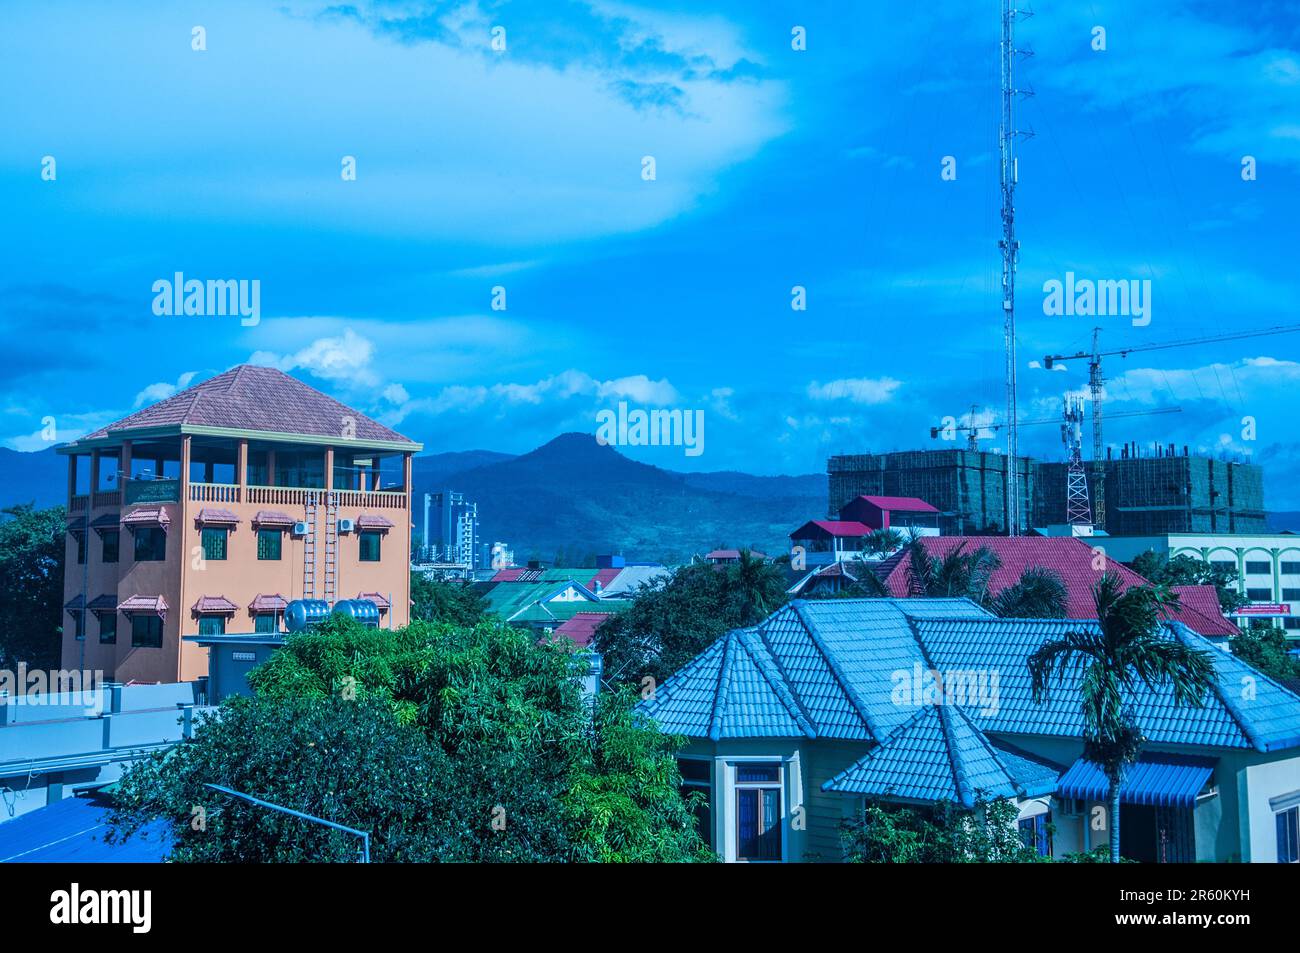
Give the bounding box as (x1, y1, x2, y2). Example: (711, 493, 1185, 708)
(827, 449, 1034, 535)
(1034, 443, 1267, 535)
(829, 445, 1266, 536)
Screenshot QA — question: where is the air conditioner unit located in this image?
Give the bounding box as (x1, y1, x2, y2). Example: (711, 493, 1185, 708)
(292, 521, 309, 537)
(337, 518, 355, 534)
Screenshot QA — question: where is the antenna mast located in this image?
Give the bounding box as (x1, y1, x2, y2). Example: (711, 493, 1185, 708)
(999, 0, 1029, 535)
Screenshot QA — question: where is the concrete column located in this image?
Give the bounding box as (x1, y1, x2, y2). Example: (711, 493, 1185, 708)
(267, 449, 276, 486)
(66, 454, 77, 504)
(100, 712, 112, 749)
(121, 440, 132, 481)
(180, 435, 192, 491)
(90, 450, 100, 497)
(236, 438, 248, 493)
(324, 447, 334, 492)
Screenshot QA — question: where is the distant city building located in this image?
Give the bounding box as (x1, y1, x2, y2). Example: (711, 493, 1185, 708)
(419, 490, 479, 567)
(1103, 533, 1300, 638)
(58, 365, 420, 684)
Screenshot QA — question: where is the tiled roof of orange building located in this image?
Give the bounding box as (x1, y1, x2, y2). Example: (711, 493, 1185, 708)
(80, 365, 418, 446)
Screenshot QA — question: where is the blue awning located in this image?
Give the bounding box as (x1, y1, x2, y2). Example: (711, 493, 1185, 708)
(1057, 754, 1216, 808)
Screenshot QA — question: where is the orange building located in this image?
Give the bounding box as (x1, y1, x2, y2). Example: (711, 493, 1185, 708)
(58, 365, 422, 683)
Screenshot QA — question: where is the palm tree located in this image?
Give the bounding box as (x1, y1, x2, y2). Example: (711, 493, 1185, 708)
(906, 540, 1002, 605)
(1027, 572, 1217, 863)
(993, 567, 1068, 619)
(728, 549, 787, 626)
(864, 528, 905, 558)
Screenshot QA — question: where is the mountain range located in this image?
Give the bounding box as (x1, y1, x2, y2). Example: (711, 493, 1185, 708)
(0, 437, 826, 563)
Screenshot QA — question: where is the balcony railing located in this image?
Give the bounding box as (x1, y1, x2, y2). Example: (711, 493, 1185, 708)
(193, 485, 409, 509)
(69, 495, 88, 513)
(93, 490, 122, 509)
(190, 483, 241, 503)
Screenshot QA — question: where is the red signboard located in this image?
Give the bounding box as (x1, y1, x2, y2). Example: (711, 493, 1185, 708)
(1233, 604, 1293, 617)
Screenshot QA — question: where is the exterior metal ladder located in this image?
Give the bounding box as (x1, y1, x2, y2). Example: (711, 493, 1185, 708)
(303, 494, 318, 600)
(323, 494, 338, 603)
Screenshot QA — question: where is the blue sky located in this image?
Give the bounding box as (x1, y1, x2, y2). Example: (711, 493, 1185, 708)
(2, 1, 1299, 503)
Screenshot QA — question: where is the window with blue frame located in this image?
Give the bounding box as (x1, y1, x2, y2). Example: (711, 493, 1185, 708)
(98, 612, 116, 644)
(735, 762, 782, 861)
(1277, 806, 1299, 863)
(1018, 812, 1052, 857)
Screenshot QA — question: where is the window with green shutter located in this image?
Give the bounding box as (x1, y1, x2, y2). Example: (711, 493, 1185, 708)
(257, 529, 282, 560)
(359, 530, 382, 562)
(198, 615, 226, 636)
(254, 612, 278, 634)
(201, 527, 228, 561)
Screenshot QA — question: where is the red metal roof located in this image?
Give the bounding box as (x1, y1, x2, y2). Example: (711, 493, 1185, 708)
(588, 567, 622, 591)
(874, 536, 1239, 637)
(1170, 585, 1240, 637)
(790, 520, 872, 539)
(491, 567, 529, 582)
(196, 507, 241, 525)
(192, 595, 239, 614)
(552, 612, 614, 647)
(80, 364, 419, 446)
(857, 495, 939, 513)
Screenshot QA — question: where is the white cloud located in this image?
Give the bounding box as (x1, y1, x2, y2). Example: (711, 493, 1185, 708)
(132, 371, 197, 408)
(806, 377, 902, 405)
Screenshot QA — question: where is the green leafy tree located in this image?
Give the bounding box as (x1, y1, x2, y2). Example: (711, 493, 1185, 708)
(410, 571, 490, 626)
(0, 504, 65, 669)
(906, 540, 1002, 605)
(1230, 625, 1300, 684)
(1027, 573, 1216, 863)
(1128, 550, 1248, 616)
(108, 696, 462, 862)
(993, 567, 1069, 619)
(593, 551, 790, 686)
(114, 615, 712, 862)
(840, 797, 1044, 863)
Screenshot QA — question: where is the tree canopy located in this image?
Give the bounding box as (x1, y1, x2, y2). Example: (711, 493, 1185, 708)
(1127, 550, 1249, 615)
(592, 551, 790, 686)
(0, 504, 64, 670)
(112, 615, 712, 863)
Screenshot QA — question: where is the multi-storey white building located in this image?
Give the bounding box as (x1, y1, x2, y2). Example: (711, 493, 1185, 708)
(1104, 533, 1300, 639)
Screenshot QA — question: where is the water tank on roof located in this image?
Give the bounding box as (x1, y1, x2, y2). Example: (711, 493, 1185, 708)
(284, 599, 332, 632)
(332, 599, 380, 628)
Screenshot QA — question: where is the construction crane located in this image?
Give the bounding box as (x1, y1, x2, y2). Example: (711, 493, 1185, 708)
(930, 404, 1181, 452)
(1042, 322, 1300, 530)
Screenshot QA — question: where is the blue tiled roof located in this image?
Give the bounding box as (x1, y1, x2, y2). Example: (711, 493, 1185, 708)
(821, 704, 1060, 807)
(0, 794, 171, 863)
(916, 617, 1300, 752)
(640, 599, 990, 742)
(637, 598, 1300, 754)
